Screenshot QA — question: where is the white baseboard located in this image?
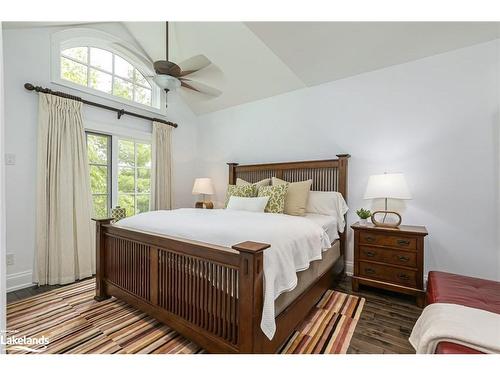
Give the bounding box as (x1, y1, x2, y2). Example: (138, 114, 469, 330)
(6, 270, 34, 292)
(345, 260, 353, 276)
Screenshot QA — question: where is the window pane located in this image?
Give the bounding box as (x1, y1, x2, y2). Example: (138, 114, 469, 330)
(113, 77, 133, 100)
(89, 47, 112, 72)
(118, 167, 135, 193)
(136, 143, 151, 168)
(90, 166, 108, 194)
(61, 47, 87, 63)
(87, 134, 108, 164)
(61, 57, 87, 86)
(118, 194, 135, 217)
(135, 70, 150, 87)
(114, 55, 134, 80)
(136, 195, 150, 214)
(137, 168, 151, 193)
(92, 195, 108, 218)
(134, 86, 152, 106)
(118, 140, 135, 167)
(89, 68, 112, 94)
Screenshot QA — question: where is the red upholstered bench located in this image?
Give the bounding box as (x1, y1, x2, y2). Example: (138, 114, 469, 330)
(426, 271, 500, 354)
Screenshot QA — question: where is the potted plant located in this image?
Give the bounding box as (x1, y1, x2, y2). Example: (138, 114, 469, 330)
(356, 208, 372, 225)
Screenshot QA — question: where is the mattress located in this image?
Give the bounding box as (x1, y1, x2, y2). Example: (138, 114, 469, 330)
(275, 240, 341, 316)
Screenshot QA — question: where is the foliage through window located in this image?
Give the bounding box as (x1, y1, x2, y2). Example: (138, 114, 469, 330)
(61, 47, 152, 106)
(87, 133, 111, 218)
(118, 139, 152, 217)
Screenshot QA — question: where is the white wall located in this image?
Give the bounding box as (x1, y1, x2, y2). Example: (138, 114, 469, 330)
(0, 22, 7, 353)
(197, 40, 500, 281)
(3, 25, 199, 291)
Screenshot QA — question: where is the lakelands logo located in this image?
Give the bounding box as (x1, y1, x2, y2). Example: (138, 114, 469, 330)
(1, 330, 50, 353)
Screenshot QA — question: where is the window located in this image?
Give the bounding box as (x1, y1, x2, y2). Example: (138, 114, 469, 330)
(86, 132, 152, 218)
(87, 132, 112, 218)
(117, 139, 152, 217)
(61, 47, 153, 106)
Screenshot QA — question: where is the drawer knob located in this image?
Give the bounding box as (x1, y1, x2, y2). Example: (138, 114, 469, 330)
(397, 239, 411, 246)
(364, 268, 376, 275)
(398, 273, 410, 281)
(397, 255, 410, 262)
(365, 236, 376, 243)
(364, 250, 376, 257)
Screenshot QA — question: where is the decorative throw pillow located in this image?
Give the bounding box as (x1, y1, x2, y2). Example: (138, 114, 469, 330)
(224, 184, 257, 207)
(226, 196, 270, 212)
(257, 184, 288, 214)
(272, 177, 313, 216)
(236, 177, 271, 188)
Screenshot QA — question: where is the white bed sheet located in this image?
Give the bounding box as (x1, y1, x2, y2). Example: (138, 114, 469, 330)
(116, 208, 335, 340)
(303, 213, 339, 243)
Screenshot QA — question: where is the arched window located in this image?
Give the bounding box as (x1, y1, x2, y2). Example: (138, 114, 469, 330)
(61, 47, 152, 106)
(51, 28, 162, 110)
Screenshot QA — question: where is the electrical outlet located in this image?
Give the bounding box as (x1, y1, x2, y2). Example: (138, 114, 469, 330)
(5, 153, 16, 165)
(6, 253, 14, 266)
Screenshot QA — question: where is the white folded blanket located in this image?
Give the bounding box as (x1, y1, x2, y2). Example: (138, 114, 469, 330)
(409, 303, 500, 354)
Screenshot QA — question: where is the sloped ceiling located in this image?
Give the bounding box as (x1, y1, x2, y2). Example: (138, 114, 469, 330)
(124, 21, 500, 114)
(5, 21, 500, 114)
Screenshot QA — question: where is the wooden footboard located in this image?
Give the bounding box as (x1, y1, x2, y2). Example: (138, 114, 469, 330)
(94, 218, 269, 353)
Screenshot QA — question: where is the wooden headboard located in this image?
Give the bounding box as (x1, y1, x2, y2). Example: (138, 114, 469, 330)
(227, 154, 350, 200)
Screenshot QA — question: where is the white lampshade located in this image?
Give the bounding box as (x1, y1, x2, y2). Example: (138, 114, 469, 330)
(364, 173, 412, 200)
(192, 178, 215, 195)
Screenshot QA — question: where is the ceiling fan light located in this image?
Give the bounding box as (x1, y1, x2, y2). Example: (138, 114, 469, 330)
(153, 75, 181, 91)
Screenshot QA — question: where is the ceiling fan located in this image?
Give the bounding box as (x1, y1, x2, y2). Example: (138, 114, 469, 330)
(150, 22, 222, 106)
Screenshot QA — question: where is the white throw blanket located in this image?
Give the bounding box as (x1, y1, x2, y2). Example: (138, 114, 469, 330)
(117, 209, 335, 340)
(409, 303, 500, 354)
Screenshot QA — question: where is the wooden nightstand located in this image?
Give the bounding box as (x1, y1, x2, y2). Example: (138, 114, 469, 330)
(351, 222, 428, 307)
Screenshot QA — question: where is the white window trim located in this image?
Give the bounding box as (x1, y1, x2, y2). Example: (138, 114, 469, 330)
(51, 28, 166, 115)
(84, 120, 152, 212)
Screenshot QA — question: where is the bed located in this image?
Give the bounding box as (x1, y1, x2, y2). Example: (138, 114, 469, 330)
(93, 155, 350, 353)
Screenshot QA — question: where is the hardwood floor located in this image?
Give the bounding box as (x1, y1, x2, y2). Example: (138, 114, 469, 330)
(6, 275, 421, 354)
(337, 276, 421, 354)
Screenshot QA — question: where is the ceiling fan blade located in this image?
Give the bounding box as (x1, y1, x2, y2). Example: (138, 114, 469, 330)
(180, 79, 222, 97)
(177, 55, 212, 77)
(154, 60, 181, 76)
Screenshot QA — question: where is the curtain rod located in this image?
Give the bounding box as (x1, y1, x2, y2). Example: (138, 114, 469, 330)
(24, 83, 178, 128)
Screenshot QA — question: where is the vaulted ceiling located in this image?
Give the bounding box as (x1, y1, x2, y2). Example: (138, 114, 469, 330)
(4, 21, 500, 114)
(124, 22, 500, 114)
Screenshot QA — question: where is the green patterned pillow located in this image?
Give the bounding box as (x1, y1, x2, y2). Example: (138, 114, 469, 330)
(224, 184, 257, 207)
(257, 184, 288, 213)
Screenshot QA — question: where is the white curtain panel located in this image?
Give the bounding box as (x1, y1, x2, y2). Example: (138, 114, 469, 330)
(151, 121, 173, 210)
(34, 93, 95, 285)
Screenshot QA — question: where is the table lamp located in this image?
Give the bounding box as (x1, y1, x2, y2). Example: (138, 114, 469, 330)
(363, 173, 412, 228)
(192, 178, 215, 209)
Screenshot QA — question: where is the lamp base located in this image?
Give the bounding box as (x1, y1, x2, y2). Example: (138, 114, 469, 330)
(195, 201, 214, 209)
(371, 210, 402, 228)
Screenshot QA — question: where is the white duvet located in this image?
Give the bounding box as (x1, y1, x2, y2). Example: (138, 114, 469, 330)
(117, 208, 336, 340)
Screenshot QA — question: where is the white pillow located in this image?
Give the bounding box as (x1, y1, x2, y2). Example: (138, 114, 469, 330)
(306, 191, 349, 232)
(226, 196, 270, 212)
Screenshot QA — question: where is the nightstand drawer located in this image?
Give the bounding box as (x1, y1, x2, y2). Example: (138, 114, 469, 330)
(359, 261, 417, 287)
(359, 246, 417, 268)
(359, 232, 417, 250)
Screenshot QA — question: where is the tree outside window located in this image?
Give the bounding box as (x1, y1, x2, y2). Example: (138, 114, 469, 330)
(61, 46, 153, 106)
(118, 139, 152, 217)
(86, 133, 111, 218)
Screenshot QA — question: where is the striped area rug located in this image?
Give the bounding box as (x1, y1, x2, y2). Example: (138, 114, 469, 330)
(6, 279, 364, 354)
